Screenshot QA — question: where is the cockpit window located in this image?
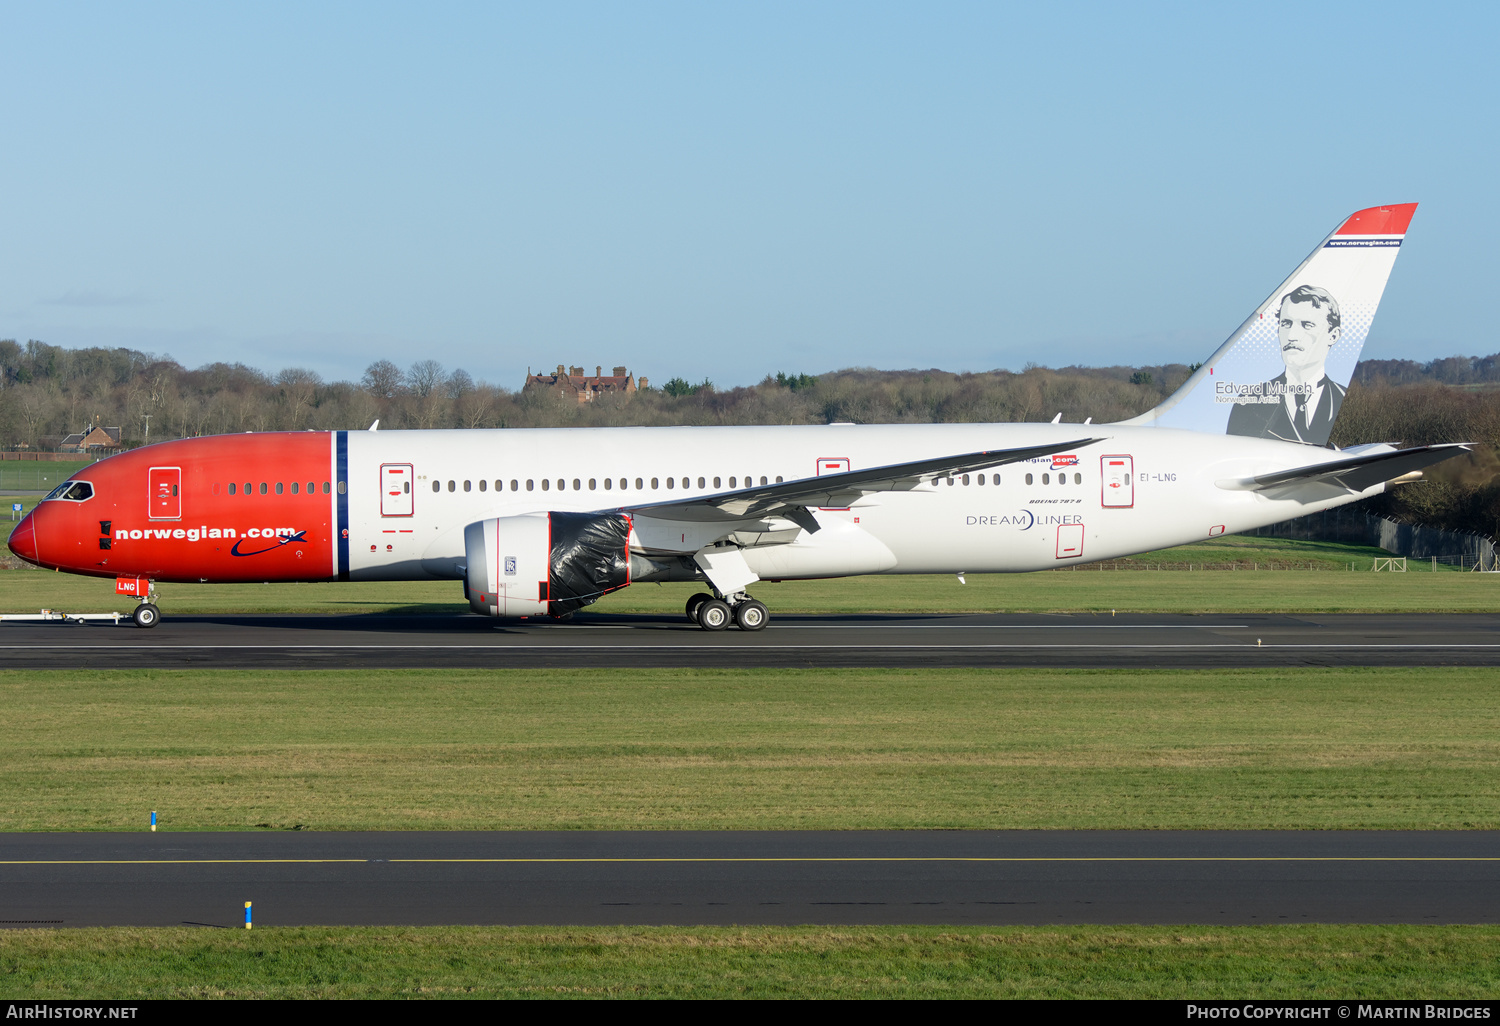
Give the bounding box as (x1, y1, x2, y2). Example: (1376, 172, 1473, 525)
(45, 481, 94, 502)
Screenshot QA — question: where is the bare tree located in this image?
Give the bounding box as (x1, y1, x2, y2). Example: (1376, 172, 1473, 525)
(361, 360, 403, 400)
(276, 368, 323, 428)
(407, 360, 444, 398)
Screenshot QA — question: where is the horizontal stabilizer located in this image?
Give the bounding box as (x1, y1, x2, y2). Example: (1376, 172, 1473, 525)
(1217, 444, 1470, 493)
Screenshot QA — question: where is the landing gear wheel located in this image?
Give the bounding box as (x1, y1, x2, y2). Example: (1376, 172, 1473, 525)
(733, 599, 769, 632)
(685, 592, 715, 623)
(132, 603, 160, 629)
(696, 598, 731, 631)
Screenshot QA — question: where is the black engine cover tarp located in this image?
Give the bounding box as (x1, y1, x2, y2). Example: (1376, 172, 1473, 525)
(547, 512, 631, 614)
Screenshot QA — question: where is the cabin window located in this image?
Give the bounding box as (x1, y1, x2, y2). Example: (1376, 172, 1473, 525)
(432, 481, 440, 493)
(403, 482, 409, 493)
(651, 478, 658, 489)
(698, 477, 706, 489)
(228, 483, 237, 495)
(666, 478, 675, 489)
(728, 476, 736, 488)
(337, 481, 346, 495)
(775, 476, 783, 483)
(993, 474, 1001, 485)
(260, 482, 267, 495)
(1025, 473, 1033, 485)
(962, 474, 970, 485)
(761, 476, 769, 485)
(525, 480, 533, 491)
(323, 481, 331, 493)
(291, 482, 299, 494)
(448, 480, 456, 492)
(511, 480, 519, 491)
(479, 480, 487, 492)
(976, 475, 984, 486)
(1074, 472, 1082, 484)
(636, 478, 644, 490)
(556, 479, 565, 491)
(573, 479, 581, 491)
(464, 480, 471, 492)
(1058, 475, 1066, 486)
(541, 479, 549, 491)
(603, 478, 611, 490)
(1042, 473, 1050, 484)
(307, 482, 315, 494)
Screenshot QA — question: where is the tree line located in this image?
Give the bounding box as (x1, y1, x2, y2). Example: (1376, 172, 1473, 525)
(2, 338, 1496, 539)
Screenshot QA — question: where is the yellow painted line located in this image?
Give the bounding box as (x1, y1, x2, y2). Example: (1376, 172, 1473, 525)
(1, 856, 1498, 866)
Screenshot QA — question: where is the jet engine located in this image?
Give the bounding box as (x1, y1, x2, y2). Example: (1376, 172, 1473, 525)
(465, 511, 639, 618)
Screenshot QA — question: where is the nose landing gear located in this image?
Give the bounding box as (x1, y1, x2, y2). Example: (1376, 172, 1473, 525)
(686, 591, 769, 632)
(117, 578, 161, 629)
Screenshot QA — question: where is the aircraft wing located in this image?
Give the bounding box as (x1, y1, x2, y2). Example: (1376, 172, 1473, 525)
(626, 437, 1106, 529)
(1218, 444, 1471, 493)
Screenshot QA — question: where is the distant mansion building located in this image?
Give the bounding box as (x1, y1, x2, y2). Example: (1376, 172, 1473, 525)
(60, 425, 123, 454)
(523, 365, 647, 404)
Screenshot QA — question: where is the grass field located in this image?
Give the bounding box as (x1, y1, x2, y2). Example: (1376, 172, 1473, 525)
(4, 666, 1497, 832)
(3, 924, 1499, 999)
(0, 460, 96, 492)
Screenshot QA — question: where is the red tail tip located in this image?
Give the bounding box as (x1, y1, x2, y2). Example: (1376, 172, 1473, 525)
(1335, 203, 1418, 236)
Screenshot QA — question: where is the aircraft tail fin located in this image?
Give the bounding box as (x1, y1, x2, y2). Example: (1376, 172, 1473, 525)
(1122, 203, 1417, 445)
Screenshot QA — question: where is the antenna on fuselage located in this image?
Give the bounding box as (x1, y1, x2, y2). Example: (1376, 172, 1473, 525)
(368, 420, 379, 432)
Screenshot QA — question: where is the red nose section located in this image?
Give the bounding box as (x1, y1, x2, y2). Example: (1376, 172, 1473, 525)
(8, 511, 38, 565)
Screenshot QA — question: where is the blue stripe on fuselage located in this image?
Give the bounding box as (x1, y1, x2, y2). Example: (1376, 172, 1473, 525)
(336, 431, 349, 581)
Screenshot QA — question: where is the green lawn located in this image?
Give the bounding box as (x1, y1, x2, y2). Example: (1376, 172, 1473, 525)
(4, 667, 1498, 832)
(0, 459, 96, 492)
(3, 924, 1497, 999)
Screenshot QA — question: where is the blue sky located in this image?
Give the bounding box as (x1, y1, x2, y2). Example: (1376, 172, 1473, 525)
(1, 2, 1494, 388)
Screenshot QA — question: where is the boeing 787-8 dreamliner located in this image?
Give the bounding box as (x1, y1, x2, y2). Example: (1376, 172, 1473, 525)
(8, 203, 1464, 630)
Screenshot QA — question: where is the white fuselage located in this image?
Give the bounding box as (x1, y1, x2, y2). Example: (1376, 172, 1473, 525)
(341, 422, 1375, 582)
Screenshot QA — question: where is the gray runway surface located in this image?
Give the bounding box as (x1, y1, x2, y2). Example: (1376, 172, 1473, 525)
(4, 831, 1498, 927)
(0, 611, 1497, 668)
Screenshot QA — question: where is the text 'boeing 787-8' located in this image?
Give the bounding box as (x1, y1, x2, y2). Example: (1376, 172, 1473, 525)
(8, 203, 1465, 630)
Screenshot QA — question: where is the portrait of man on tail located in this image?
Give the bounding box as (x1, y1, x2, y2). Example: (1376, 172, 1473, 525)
(1226, 284, 1345, 445)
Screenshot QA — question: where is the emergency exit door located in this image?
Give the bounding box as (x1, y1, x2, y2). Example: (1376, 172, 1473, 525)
(381, 464, 414, 516)
(1100, 455, 1134, 508)
(816, 457, 850, 510)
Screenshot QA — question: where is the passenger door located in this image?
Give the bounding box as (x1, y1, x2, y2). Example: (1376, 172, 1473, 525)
(380, 464, 414, 517)
(1100, 455, 1134, 508)
(148, 467, 181, 520)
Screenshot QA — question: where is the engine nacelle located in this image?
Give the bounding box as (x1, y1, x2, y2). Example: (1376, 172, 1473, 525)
(464, 512, 634, 618)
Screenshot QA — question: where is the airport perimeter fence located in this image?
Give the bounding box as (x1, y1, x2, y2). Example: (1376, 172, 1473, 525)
(1247, 506, 1497, 572)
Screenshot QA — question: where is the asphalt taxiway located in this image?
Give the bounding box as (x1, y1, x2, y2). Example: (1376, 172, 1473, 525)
(4, 830, 1498, 927)
(0, 611, 1496, 668)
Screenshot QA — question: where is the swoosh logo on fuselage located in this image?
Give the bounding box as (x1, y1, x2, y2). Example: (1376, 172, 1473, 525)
(231, 530, 308, 557)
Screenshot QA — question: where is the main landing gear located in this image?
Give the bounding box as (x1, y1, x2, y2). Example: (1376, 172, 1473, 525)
(685, 592, 769, 632)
